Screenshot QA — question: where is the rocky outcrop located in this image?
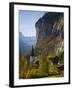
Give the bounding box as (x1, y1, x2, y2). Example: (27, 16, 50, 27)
(35, 12, 64, 55)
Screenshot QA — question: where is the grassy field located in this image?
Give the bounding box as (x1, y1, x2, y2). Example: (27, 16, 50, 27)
(47, 74, 64, 78)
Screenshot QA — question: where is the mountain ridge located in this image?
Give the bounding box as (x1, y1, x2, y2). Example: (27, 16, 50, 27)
(19, 32, 36, 55)
(35, 12, 64, 56)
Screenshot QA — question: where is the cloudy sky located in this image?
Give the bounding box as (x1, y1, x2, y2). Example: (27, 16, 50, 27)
(19, 10, 46, 37)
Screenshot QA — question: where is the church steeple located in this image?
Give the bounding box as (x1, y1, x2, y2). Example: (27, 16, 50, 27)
(31, 45, 34, 56)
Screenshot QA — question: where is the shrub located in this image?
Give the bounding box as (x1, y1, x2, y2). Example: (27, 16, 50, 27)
(38, 54, 49, 76)
(49, 65, 58, 74)
(26, 69, 39, 78)
(19, 56, 28, 78)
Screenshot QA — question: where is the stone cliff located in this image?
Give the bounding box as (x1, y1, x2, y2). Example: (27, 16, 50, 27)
(35, 12, 64, 56)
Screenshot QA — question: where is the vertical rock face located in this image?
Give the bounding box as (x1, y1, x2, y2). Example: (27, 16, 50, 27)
(35, 12, 64, 55)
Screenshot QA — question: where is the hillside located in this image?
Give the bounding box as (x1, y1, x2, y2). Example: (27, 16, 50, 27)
(35, 12, 64, 56)
(19, 32, 36, 56)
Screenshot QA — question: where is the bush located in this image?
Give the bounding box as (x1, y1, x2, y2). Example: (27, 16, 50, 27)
(26, 69, 40, 78)
(49, 65, 58, 74)
(19, 56, 28, 78)
(38, 54, 49, 76)
(57, 51, 64, 64)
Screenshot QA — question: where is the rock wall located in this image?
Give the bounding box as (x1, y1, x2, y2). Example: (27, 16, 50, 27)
(35, 12, 64, 55)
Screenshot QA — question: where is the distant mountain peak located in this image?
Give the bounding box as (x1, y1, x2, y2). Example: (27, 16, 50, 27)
(19, 32, 36, 55)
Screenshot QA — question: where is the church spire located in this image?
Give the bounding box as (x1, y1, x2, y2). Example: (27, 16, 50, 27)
(31, 45, 34, 56)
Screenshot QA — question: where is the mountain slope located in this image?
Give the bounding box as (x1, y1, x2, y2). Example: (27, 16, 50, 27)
(35, 12, 64, 56)
(19, 32, 36, 55)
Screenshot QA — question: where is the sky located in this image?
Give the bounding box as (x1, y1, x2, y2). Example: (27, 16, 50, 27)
(19, 10, 46, 37)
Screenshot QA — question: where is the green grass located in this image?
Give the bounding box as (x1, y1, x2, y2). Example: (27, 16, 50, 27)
(47, 74, 64, 78)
